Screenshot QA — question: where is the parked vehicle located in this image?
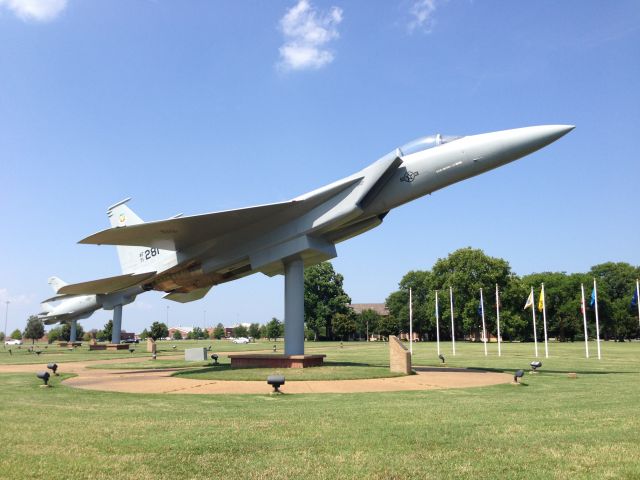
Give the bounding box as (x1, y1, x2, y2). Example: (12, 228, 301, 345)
(232, 337, 250, 344)
(4, 339, 23, 346)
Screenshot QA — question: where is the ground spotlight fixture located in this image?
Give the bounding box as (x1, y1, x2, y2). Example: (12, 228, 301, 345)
(273, 345, 277, 352)
(8, 349, 12, 355)
(438, 354, 445, 364)
(37, 371, 50, 386)
(340, 342, 343, 348)
(514, 369, 524, 383)
(267, 375, 285, 393)
(47, 363, 58, 375)
(35, 350, 42, 356)
(530, 361, 542, 371)
(152, 353, 157, 360)
(172, 345, 177, 350)
(208, 345, 212, 351)
(211, 353, 219, 365)
(129, 347, 135, 354)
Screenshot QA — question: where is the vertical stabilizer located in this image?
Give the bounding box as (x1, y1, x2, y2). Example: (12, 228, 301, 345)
(48, 276, 67, 293)
(106, 199, 177, 274)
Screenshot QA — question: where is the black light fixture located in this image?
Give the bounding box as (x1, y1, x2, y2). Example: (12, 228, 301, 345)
(208, 345, 212, 351)
(438, 354, 445, 364)
(37, 371, 50, 386)
(152, 353, 157, 360)
(267, 375, 285, 393)
(35, 350, 42, 356)
(47, 363, 58, 375)
(530, 361, 542, 371)
(8, 349, 12, 355)
(129, 347, 135, 354)
(172, 345, 177, 350)
(273, 345, 277, 352)
(211, 353, 219, 365)
(514, 369, 524, 383)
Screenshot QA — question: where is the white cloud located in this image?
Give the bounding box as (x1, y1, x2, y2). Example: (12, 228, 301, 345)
(278, 0, 343, 71)
(0, 288, 35, 306)
(0, 0, 67, 22)
(408, 0, 438, 33)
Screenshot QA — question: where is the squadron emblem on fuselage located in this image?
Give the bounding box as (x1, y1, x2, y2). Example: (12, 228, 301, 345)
(400, 171, 419, 183)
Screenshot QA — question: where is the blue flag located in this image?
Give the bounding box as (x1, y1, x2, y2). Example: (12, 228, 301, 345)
(589, 289, 596, 307)
(632, 289, 638, 308)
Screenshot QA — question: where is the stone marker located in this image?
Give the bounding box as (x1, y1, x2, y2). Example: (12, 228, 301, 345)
(567, 372, 578, 379)
(89, 338, 97, 346)
(147, 338, 156, 354)
(185, 347, 207, 362)
(389, 335, 411, 374)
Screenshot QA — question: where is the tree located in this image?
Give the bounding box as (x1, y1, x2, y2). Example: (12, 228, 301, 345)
(304, 262, 352, 340)
(265, 318, 283, 341)
(332, 312, 357, 340)
(11, 329, 22, 340)
(212, 323, 225, 340)
(356, 309, 382, 340)
(234, 325, 249, 338)
(0, 331, 4, 342)
(47, 326, 62, 344)
(172, 330, 183, 340)
(96, 320, 113, 342)
(149, 322, 169, 340)
(61, 322, 84, 342)
(189, 327, 207, 339)
(23, 316, 44, 344)
(377, 315, 399, 340)
(139, 329, 150, 340)
(248, 323, 261, 339)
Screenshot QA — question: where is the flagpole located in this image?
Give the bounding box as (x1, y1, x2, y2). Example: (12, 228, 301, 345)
(531, 286, 539, 357)
(409, 287, 413, 355)
(449, 286, 456, 356)
(594, 278, 601, 360)
(581, 283, 589, 359)
(636, 279, 640, 329)
(480, 288, 487, 356)
(435, 290, 440, 356)
(541, 283, 549, 358)
(495, 284, 501, 357)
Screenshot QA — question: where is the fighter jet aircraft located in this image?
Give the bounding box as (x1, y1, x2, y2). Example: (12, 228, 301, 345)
(39, 276, 139, 342)
(59, 125, 574, 352)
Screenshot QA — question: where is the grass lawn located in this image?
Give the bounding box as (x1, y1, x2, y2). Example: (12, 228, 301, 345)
(1, 341, 639, 479)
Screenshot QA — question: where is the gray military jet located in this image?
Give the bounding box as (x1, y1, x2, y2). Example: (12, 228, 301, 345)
(59, 125, 574, 352)
(39, 276, 139, 342)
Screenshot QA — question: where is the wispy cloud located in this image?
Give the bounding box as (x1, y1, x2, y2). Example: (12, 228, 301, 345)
(278, 0, 343, 72)
(0, 0, 67, 22)
(408, 0, 439, 33)
(0, 288, 35, 306)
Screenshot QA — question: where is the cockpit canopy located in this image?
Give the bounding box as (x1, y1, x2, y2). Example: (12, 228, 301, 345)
(399, 134, 463, 156)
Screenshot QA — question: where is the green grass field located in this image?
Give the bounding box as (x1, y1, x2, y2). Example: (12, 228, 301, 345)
(1, 340, 639, 479)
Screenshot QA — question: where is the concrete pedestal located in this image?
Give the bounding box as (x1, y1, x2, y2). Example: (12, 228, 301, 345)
(284, 258, 304, 355)
(111, 304, 123, 344)
(227, 353, 326, 369)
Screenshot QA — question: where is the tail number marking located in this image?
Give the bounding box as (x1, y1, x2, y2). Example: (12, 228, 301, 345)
(139, 248, 160, 262)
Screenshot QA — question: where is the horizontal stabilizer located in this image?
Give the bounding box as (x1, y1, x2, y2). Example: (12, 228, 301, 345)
(58, 272, 156, 295)
(79, 177, 362, 251)
(163, 286, 213, 303)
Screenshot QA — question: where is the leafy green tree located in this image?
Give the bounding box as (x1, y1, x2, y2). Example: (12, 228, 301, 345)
(172, 330, 183, 340)
(23, 316, 44, 344)
(47, 326, 62, 344)
(61, 322, 84, 342)
(212, 323, 225, 340)
(304, 262, 352, 340)
(188, 327, 207, 339)
(149, 322, 169, 340)
(82, 332, 92, 342)
(234, 325, 249, 338)
(377, 315, 399, 340)
(265, 318, 283, 341)
(0, 331, 4, 342)
(139, 329, 150, 340)
(355, 309, 382, 340)
(248, 323, 261, 339)
(11, 329, 22, 340)
(96, 320, 113, 342)
(258, 325, 267, 339)
(333, 312, 357, 340)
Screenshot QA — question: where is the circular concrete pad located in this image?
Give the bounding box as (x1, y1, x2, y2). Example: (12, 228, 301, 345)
(0, 358, 511, 394)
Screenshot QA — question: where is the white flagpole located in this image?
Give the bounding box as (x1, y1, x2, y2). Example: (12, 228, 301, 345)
(409, 287, 413, 355)
(541, 283, 549, 358)
(495, 284, 501, 357)
(594, 278, 601, 360)
(636, 279, 640, 329)
(531, 286, 539, 358)
(449, 286, 456, 356)
(435, 290, 440, 356)
(581, 283, 589, 359)
(480, 288, 487, 356)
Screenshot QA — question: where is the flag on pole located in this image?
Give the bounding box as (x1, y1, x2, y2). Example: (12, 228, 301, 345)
(590, 288, 596, 307)
(631, 289, 638, 308)
(524, 291, 534, 309)
(537, 288, 544, 312)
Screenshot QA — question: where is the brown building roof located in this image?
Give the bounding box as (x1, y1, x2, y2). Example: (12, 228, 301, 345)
(349, 303, 389, 316)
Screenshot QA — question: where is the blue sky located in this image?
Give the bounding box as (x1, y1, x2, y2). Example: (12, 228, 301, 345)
(1, 0, 639, 334)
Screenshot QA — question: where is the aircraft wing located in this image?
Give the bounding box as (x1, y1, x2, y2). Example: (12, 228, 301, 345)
(58, 272, 156, 295)
(79, 176, 362, 251)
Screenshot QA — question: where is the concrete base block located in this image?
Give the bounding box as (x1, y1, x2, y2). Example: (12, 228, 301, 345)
(227, 354, 326, 369)
(389, 335, 412, 374)
(89, 344, 107, 351)
(106, 344, 130, 351)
